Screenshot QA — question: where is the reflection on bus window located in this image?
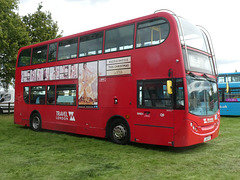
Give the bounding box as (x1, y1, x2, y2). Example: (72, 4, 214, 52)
(56, 84, 76, 106)
(226, 76, 231, 82)
(30, 86, 46, 104)
(79, 32, 103, 57)
(48, 43, 57, 62)
(105, 24, 134, 53)
(232, 75, 240, 82)
(18, 49, 31, 67)
(218, 76, 225, 83)
(47, 85, 55, 105)
(220, 88, 240, 102)
(176, 79, 185, 109)
(32, 45, 47, 65)
(225, 75, 240, 82)
(136, 18, 169, 48)
(180, 18, 210, 53)
(23, 87, 29, 104)
(137, 79, 172, 109)
(187, 76, 218, 116)
(58, 38, 78, 60)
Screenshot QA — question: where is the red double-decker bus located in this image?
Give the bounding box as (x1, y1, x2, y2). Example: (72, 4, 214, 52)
(14, 10, 220, 147)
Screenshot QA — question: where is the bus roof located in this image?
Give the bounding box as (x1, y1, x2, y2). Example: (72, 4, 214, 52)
(218, 72, 240, 76)
(17, 11, 176, 51)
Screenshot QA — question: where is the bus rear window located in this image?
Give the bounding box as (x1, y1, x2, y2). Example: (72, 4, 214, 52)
(105, 24, 134, 53)
(136, 18, 170, 48)
(18, 49, 31, 67)
(32, 45, 47, 65)
(79, 32, 103, 57)
(58, 38, 78, 61)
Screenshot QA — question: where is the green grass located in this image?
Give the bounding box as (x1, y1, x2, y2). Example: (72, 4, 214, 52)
(0, 115, 239, 180)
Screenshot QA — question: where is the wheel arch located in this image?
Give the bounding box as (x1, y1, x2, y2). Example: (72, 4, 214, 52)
(105, 115, 131, 139)
(30, 110, 41, 121)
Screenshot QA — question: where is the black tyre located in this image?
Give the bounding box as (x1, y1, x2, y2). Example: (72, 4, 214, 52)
(30, 113, 42, 131)
(110, 119, 130, 145)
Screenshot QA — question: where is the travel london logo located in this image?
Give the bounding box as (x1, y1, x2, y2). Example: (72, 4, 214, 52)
(56, 111, 75, 121)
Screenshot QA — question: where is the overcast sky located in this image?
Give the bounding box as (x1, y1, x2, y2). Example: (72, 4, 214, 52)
(18, 0, 240, 73)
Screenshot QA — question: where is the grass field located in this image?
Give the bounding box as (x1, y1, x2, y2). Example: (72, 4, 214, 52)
(0, 115, 239, 180)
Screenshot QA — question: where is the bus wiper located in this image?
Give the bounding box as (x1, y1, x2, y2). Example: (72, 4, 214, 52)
(203, 73, 216, 83)
(188, 72, 196, 77)
(188, 72, 208, 81)
(188, 72, 203, 80)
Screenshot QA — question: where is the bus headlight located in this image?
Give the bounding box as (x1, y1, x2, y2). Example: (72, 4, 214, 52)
(190, 121, 198, 132)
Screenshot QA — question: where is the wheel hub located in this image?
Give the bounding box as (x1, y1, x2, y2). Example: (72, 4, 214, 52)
(113, 125, 127, 140)
(32, 116, 40, 129)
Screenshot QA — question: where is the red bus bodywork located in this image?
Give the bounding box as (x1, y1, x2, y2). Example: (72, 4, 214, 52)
(14, 11, 220, 147)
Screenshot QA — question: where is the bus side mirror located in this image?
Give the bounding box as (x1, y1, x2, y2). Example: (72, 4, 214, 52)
(167, 80, 173, 95)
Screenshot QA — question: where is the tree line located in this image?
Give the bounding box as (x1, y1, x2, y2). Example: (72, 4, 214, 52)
(0, 0, 62, 89)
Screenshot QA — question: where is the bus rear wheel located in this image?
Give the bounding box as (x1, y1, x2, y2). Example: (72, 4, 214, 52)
(110, 119, 130, 145)
(30, 113, 42, 131)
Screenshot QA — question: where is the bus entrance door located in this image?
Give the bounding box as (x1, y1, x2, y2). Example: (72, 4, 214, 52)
(134, 109, 174, 146)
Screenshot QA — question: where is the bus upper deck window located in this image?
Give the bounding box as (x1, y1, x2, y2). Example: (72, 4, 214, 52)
(48, 43, 57, 62)
(79, 32, 103, 57)
(136, 18, 170, 48)
(32, 45, 47, 65)
(58, 38, 78, 61)
(105, 24, 134, 53)
(18, 49, 31, 67)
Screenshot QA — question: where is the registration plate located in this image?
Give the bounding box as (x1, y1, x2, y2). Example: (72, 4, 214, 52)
(204, 135, 211, 142)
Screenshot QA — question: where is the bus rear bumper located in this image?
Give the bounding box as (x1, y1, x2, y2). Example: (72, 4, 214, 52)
(14, 118, 29, 127)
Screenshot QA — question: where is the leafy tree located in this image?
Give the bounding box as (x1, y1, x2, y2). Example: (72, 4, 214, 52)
(0, 0, 30, 88)
(0, 1, 62, 88)
(22, 2, 63, 44)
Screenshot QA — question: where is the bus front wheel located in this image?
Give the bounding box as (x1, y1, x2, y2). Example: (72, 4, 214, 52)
(110, 119, 130, 145)
(30, 113, 42, 131)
